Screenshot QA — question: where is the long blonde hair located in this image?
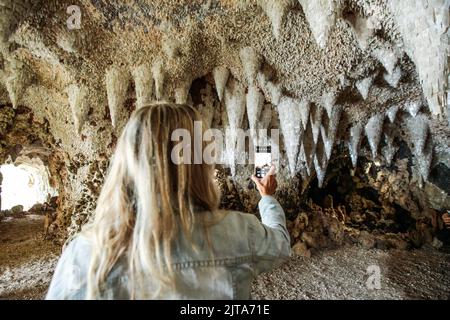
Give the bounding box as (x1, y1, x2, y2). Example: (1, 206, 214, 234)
(83, 103, 220, 299)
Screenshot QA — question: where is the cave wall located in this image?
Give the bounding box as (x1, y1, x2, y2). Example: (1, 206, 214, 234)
(0, 0, 448, 244)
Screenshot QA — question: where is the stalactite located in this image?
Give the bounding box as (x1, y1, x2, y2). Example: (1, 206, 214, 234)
(198, 83, 215, 127)
(297, 142, 311, 176)
(383, 65, 402, 88)
(371, 40, 398, 74)
(5, 72, 22, 109)
(417, 144, 433, 183)
(267, 81, 282, 105)
(409, 114, 429, 155)
(11, 24, 60, 65)
(246, 85, 264, 132)
(66, 84, 89, 134)
(301, 130, 317, 179)
(356, 73, 376, 100)
(338, 73, 351, 89)
(213, 66, 229, 101)
(348, 123, 363, 168)
(406, 100, 422, 117)
(132, 63, 153, 109)
(298, 0, 340, 49)
(151, 58, 165, 100)
(105, 67, 129, 128)
(239, 47, 262, 85)
(223, 79, 246, 174)
(224, 78, 246, 130)
(407, 114, 433, 182)
(345, 14, 377, 51)
(389, 0, 449, 115)
(174, 79, 192, 104)
(382, 125, 398, 167)
(259, 103, 272, 129)
(383, 136, 396, 166)
(0, 0, 26, 54)
(255, 103, 273, 145)
(257, 71, 282, 105)
(299, 99, 310, 129)
(257, 0, 295, 40)
(56, 27, 78, 53)
(310, 105, 323, 144)
(320, 105, 341, 160)
(365, 113, 384, 159)
(224, 126, 238, 176)
(313, 152, 328, 188)
(3, 58, 32, 109)
(321, 91, 337, 118)
(386, 105, 399, 123)
(277, 96, 303, 176)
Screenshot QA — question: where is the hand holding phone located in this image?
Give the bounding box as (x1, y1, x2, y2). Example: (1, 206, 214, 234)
(251, 165, 277, 197)
(255, 146, 271, 178)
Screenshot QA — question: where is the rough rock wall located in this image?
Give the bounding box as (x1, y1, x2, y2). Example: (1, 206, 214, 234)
(0, 0, 448, 243)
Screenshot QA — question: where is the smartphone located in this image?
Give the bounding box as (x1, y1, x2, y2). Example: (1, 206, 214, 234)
(255, 146, 271, 179)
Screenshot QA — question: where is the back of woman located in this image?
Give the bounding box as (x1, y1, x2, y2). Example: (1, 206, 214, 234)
(46, 103, 290, 300)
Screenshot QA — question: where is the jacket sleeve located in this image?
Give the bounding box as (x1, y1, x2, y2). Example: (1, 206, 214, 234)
(45, 236, 90, 300)
(248, 195, 291, 274)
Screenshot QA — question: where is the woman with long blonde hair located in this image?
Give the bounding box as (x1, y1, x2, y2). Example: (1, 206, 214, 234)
(46, 103, 290, 299)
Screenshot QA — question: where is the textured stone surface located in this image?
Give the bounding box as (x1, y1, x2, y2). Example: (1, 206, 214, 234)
(251, 245, 450, 299)
(0, 0, 447, 243)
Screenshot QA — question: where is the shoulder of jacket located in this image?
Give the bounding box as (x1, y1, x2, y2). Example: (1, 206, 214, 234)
(62, 234, 93, 258)
(218, 210, 260, 227)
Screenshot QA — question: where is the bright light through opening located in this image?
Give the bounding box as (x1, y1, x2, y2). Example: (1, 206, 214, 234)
(1, 164, 57, 211)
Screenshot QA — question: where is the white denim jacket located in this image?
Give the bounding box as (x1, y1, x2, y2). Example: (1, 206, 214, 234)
(46, 195, 291, 299)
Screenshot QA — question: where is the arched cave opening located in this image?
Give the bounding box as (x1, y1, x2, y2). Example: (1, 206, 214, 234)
(0, 161, 57, 212)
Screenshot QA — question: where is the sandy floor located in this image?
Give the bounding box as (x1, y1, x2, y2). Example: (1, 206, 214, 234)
(0, 215, 60, 299)
(1, 215, 449, 300)
(251, 246, 450, 299)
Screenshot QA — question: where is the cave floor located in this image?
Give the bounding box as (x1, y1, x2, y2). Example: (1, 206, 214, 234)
(251, 246, 450, 299)
(1, 215, 449, 300)
(0, 214, 60, 299)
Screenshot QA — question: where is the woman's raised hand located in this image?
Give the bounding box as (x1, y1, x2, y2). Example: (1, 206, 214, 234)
(251, 165, 277, 197)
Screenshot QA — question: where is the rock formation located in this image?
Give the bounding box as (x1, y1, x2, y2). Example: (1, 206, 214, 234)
(0, 0, 447, 247)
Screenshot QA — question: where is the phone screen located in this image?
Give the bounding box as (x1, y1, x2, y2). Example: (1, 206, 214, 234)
(255, 146, 271, 178)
